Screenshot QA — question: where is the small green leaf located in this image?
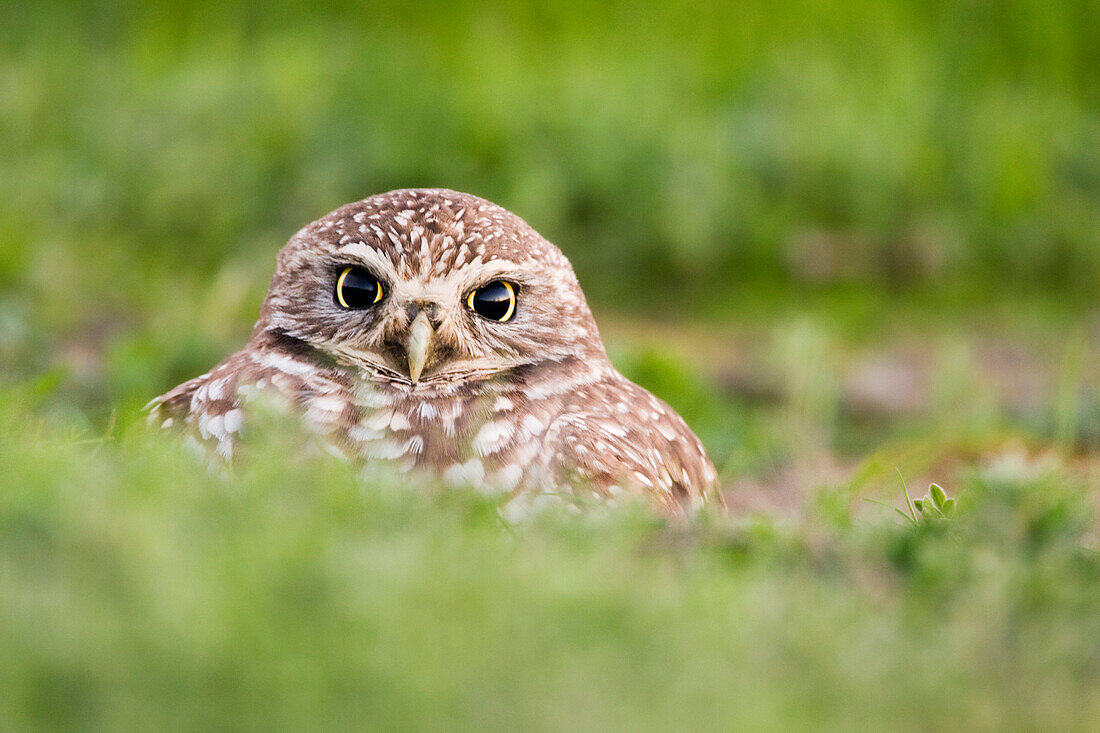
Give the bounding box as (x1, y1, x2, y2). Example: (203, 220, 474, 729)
(913, 498, 923, 511)
(941, 498, 956, 515)
(930, 483, 947, 510)
(917, 501, 940, 520)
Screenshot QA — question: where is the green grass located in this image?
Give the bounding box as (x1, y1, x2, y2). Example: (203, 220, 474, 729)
(1, 390, 1098, 731)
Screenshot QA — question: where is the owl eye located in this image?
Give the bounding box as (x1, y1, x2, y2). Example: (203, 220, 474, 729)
(335, 267, 384, 309)
(467, 281, 517, 322)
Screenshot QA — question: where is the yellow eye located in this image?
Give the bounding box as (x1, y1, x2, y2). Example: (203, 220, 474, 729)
(335, 267, 384, 309)
(466, 281, 516, 322)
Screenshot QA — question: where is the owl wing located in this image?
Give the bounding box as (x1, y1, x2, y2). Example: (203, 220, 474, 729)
(146, 354, 251, 461)
(148, 336, 364, 462)
(539, 375, 719, 513)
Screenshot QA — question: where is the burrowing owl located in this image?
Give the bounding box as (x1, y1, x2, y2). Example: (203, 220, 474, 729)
(150, 189, 719, 514)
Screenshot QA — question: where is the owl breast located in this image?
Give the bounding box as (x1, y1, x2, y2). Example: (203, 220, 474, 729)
(336, 376, 557, 495)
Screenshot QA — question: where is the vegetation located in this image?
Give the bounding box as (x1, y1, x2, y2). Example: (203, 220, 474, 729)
(2, 391, 1099, 730)
(1, 1, 1097, 729)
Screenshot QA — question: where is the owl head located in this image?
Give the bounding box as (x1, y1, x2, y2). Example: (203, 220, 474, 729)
(255, 189, 607, 386)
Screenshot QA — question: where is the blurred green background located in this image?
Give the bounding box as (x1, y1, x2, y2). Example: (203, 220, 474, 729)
(2, 1, 1099, 729)
(2, 0, 1098, 425)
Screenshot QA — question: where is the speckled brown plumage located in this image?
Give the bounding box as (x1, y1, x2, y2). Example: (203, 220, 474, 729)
(149, 189, 719, 515)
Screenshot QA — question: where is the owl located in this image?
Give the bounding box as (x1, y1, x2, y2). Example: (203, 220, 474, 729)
(149, 189, 719, 515)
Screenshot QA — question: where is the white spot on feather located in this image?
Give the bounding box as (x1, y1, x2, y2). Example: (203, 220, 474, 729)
(521, 414, 545, 437)
(361, 440, 410, 460)
(354, 388, 393, 409)
(223, 409, 243, 434)
(493, 464, 524, 491)
(205, 414, 225, 441)
(348, 424, 385, 443)
(444, 459, 484, 486)
(359, 410, 391, 431)
(602, 422, 628, 437)
(207, 378, 226, 401)
(473, 420, 513, 456)
(255, 351, 316, 378)
(309, 393, 347, 416)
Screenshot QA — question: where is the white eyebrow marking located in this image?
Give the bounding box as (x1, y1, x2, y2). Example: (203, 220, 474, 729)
(454, 258, 521, 280)
(337, 241, 399, 280)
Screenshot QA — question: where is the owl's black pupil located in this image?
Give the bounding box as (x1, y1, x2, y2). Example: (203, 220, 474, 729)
(338, 268, 379, 308)
(472, 282, 513, 321)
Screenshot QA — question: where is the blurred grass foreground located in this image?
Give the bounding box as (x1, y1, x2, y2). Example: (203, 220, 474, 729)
(1, 1, 1099, 730)
(3, 390, 1100, 730)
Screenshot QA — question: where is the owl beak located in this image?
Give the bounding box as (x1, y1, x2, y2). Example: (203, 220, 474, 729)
(406, 310, 434, 383)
